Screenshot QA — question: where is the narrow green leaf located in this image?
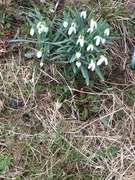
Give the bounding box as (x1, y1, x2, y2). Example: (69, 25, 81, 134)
(70, 55, 76, 63)
(95, 66, 104, 81)
(80, 65, 90, 85)
(24, 52, 34, 58)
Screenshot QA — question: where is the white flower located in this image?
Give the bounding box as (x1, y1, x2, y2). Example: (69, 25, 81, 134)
(101, 38, 106, 44)
(94, 36, 103, 46)
(40, 62, 44, 67)
(37, 51, 42, 58)
(44, 26, 49, 33)
(37, 22, 48, 34)
(76, 52, 81, 59)
(80, 11, 87, 19)
(63, 21, 68, 28)
(87, 44, 94, 51)
(88, 60, 96, 71)
(68, 22, 76, 35)
(30, 28, 34, 36)
(97, 55, 108, 66)
(104, 28, 110, 36)
(76, 35, 84, 47)
(76, 61, 81, 68)
(87, 19, 97, 33)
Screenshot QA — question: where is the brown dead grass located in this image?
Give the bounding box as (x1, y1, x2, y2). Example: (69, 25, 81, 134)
(0, 0, 135, 179)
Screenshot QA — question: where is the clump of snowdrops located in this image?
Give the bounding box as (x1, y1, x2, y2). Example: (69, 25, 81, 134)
(12, 7, 114, 85)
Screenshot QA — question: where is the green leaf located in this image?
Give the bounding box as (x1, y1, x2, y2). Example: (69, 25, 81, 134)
(71, 62, 77, 73)
(70, 55, 76, 63)
(95, 66, 104, 81)
(81, 108, 88, 121)
(80, 65, 90, 85)
(24, 52, 34, 58)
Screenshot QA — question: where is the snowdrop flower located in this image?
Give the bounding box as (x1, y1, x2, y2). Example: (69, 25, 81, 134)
(76, 52, 81, 59)
(68, 22, 76, 35)
(37, 51, 42, 58)
(87, 19, 97, 33)
(40, 62, 44, 67)
(76, 35, 84, 47)
(94, 36, 103, 46)
(80, 11, 87, 19)
(76, 61, 81, 68)
(37, 22, 48, 34)
(104, 28, 110, 36)
(63, 21, 68, 28)
(88, 60, 96, 71)
(30, 28, 34, 36)
(97, 55, 108, 66)
(87, 44, 94, 51)
(101, 38, 106, 44)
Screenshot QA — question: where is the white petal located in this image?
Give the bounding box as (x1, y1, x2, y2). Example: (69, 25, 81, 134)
(91, 62, 96, 71)
(40, 62, 44, 67)
(97, 57, 104, 66)
(68, 27, 73, 35)
(73, 27, 76, 34)
(94, 36, 101, 46)
(91, 19, 97, 30)
(38, 28, 42, 34)
(80, 39, 84, 47)
(87, 44, 94, 51)
(101, 38, 106, 44)
(104, 28, 110, 36)
(77, 36, 84, 47)
(30, 28, 34, 36)
(76, 52, 81, 59)
(80, 11, 87, 19)
(76, 61, 81, 68)
(37, 51, 42, 58)
(44, 27, 48, 33)
(63, 21, 68, 28)
(87, 28, 93, 33)
(37, 22, 41, 29)
(88, 60, 95, 71)
(104, 57, 108, 65)
(97, 55, 108, 66)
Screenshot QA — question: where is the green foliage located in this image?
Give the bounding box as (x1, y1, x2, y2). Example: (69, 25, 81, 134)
(93, 145, 118, 159)
(10, 7, 116, 85)
(55, 84, 71, 102)
(81, 108, 89, 121)
(0, 154, 12, 171)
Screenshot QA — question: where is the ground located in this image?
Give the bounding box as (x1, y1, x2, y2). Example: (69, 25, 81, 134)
(0, 0, 135, 179)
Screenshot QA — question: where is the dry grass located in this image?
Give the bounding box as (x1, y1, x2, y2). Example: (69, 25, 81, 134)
(0, 0, 135, 179)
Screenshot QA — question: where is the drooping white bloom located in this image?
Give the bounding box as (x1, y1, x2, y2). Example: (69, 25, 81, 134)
(76, 35, 85, 47)
(97, 55, 108, 66)
(63, 21, 68, 28)
(76, 61, 81, 68)
(37, 51, 42, 58)
(87, 19, 97, 33)
(37, 22, 48, 34)
(30, 28, 35, 36)
(104, 28, 110, 36)
(94, 36, 103, 46)
(76, 52, 81, 59)
(68, 22, 77, 35)
(88, 60, 96, 71)
(87, 44, 94, 51)
(44, 26, 49, 33)
(40, 62, 44, 67)
(101, 38, 106, 44)
(80, 11, 87, 19)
